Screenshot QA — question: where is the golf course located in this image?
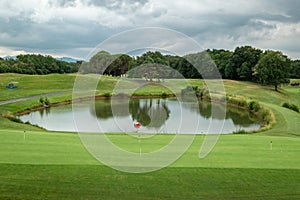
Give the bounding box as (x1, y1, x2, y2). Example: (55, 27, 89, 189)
(0, 73, 299, 199)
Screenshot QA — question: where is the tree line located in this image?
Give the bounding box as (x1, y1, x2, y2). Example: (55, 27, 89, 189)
(0, 54, 80, 74)
(1, 47, 299, 90)
(81, 46, 299, 90)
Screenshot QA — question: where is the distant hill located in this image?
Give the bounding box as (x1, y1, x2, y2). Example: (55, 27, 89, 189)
(2, 56, 17, 60)
(1, 55, 80, 63)
(56, 57, 80, 63)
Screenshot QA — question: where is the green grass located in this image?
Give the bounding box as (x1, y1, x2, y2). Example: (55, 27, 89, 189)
(0, 130, 299, 199)
(1, 165, 299, 200)
(0, 131, 298, 169)
(0, 73, 76, 101)
(0, 74, 300, 199)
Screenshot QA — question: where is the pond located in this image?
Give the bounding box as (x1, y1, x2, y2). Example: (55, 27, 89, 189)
(18, 98, 261, 134)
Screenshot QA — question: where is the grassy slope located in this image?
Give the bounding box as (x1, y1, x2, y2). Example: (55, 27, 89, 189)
(0, 74, 299, 199)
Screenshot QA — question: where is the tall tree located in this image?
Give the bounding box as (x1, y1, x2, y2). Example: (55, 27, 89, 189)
(254, 51, 291, 91)
(207, 49, 233, 78)
(290, 60, 300, 79)
(230, 46, 262, 80)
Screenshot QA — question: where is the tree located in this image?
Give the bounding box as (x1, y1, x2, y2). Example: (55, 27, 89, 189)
(207, 49, 233, 78)
(290, 60, 300, 78)
(254, 51, 291, 91)
(230, 46, 262, 80)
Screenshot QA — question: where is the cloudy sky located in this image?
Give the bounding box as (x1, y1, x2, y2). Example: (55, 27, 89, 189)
(0, 0, 299, 59)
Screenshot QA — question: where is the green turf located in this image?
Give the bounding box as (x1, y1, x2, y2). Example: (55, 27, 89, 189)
(0, 164, 299, 200)
(0, 74, 300, 199)
(0, 130, 299, 199)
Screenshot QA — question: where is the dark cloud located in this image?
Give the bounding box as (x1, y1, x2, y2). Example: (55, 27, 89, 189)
(0, 0, 299, 59)
(49, 0, 77, 7)
(86, 0, 149, 9)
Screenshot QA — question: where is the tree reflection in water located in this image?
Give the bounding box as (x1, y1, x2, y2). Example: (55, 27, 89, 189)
(92, 98, 259, 132)
(94, 98, 170, 130)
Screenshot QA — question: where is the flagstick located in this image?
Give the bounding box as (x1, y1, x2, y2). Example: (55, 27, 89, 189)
(270, 141, 272, 150)
(138, 130, 142, 157)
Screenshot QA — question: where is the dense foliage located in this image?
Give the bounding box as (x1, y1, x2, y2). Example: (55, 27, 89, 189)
(0, 54, 80, 74)
(80, 46, 296, 90)
(1, 46, 298, 90)
(254, 51, 291, 91)
(282, 102, 299, 113)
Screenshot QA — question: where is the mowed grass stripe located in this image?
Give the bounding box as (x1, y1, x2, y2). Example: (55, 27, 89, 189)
(0, 164, 299, 200)
(0, 131, 299, 169)
(260, 103, 300, 137)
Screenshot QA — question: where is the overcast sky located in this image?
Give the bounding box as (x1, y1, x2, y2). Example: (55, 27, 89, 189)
(0, 0, 299, 59)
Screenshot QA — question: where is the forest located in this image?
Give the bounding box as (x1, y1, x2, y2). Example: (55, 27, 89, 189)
(0, 54, 80, 74)
(80, 46, 300, 90)
(1, 46, 300, 89)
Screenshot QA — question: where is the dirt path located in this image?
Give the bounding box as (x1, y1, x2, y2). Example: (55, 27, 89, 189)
(0, 90, 71, 106)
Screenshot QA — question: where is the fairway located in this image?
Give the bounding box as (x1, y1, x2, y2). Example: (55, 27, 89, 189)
(0, 74, 299, 199)
(0, 131, 299, 199)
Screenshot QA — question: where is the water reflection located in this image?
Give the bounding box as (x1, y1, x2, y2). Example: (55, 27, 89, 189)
(93, 99, 171, 129)
(38, 107, 51, 117)
(19, 98, 261, 133)
(182, 100, 258, 125)
(92, 98, 260, 132)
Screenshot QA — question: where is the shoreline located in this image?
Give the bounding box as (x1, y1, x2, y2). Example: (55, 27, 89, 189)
(12, 94, 273, 134)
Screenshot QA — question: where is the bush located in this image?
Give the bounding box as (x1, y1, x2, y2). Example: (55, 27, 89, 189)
(39, 96, 50, 106)
(258, 108, 273, 125)
(44, 97, 50, 106)
(227, 97, 247, 107)
(103, 93, 112, 98)
(282, 102, 299, 113)
(39, 96, 44, 105)
(232, 129, 247, 134)
(291, 82, 300, 86)
(248, 101, 260, 112)
(161, 92, 168, 98)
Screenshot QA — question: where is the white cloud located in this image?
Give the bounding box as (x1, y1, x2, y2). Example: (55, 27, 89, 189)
(0, 47, 28, 57)
(0, 0, 299, 59)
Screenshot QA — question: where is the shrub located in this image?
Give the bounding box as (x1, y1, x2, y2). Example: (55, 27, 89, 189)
(39, 96, 50, 106)
(258, 108, 273, 125)
(103, 92, 112, 98)
(39, 96, 44, 104)
(232, 129, 247, 134)
(44, 97, 50, 106)
(227, 97, 247, 107)
(291, 82, 300, 86)
(248, 101, 260, 112)
(282, 102, 299, 113)
(161, 92, 168, 98)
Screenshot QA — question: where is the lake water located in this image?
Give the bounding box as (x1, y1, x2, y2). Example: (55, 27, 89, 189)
(18, 98, 261, 134)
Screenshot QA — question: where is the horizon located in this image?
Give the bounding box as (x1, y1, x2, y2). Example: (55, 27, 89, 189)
(1, 46, 299, 62)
